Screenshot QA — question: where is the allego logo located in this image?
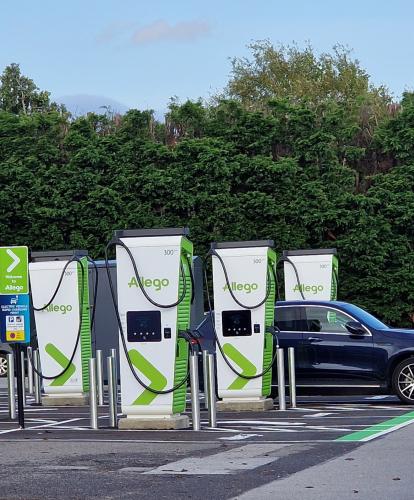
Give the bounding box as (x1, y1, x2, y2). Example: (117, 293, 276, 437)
(44, 304, 73, 314)
(128, 277, 170, 291)
(4, 284, 24, 292)
(223, 282, 258, 294)
(294, 284, 324, 294)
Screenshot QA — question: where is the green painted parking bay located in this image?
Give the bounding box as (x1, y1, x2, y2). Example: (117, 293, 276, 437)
(336, 410, 414, 442)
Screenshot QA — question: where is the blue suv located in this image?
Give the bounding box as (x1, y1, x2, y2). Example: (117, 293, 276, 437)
(197, 301, 414, 404)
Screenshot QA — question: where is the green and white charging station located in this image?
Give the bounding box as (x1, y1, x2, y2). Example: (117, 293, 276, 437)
(29, 250, 92, 405)
(113, 228, 193, 429)
(211, 241, 277, 411)
(283, 249, 338, 301)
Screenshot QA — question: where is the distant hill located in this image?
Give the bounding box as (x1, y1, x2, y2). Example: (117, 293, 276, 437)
(55, 94, 129, 116)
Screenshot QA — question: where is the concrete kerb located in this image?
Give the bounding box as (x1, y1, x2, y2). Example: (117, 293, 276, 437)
(42, 395, 89, 407)
(216, 398, 274, 412)
(118, 415, 190, 430)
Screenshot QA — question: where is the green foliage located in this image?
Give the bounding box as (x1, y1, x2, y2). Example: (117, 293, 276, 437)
(0, 51, 413, 327)
(0, 64, 61, 114)
(224, 41, 390, 110)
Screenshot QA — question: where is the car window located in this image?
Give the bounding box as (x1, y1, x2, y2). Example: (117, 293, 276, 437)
(304, 306, 354, 334)
(275, 307, 306, 332)
(341, 303, 387, 329)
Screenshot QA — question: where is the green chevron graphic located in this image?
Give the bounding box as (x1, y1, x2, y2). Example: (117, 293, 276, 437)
(45, 343, 76, 387)
(129, 349, 167, 405)
(223, 343, 257, 390)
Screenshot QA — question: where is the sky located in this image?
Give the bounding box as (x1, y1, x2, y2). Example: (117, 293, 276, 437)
(1, 0, 414, 115)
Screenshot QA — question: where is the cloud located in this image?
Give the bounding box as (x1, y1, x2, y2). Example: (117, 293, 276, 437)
(131, 19, 211, 45)
(96, 22, 135, 44)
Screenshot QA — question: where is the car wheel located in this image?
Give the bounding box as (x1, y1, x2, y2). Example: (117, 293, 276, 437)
(392, 357, 414, 404)
(0, 354, 8, 378)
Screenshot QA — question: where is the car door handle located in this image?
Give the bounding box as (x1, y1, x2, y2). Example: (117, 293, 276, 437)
(308, 337, 322, 343)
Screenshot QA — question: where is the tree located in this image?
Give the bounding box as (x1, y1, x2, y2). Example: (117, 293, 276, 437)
(0, 53, 413, 327)
(0, 63, 56, 114)
(224, 41, 390, 110)
(165, 98, 207, 144)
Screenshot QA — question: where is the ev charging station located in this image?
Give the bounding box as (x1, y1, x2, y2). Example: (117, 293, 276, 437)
(211, 240, 277, 411)
(111, 228, 193, 429)
(29, 250, 92, 405)
(283, 249, 338, 301)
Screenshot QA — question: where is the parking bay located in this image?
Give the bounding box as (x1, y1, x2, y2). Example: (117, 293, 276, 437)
(0, 390, 412, 499)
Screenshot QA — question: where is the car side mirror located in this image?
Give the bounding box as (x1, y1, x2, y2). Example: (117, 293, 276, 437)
(345, 321, 366, 336)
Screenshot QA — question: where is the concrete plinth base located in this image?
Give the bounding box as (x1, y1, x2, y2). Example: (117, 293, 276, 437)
(42, 394, 89, 407)
(118, 414, 190, 430)
(217, 397, 274, 412)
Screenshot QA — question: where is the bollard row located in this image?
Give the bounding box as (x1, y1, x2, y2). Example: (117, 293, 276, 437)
(33, 350, 42, 404)
(189, 352, 200, 431)
(7, 353, 16, 420)
(96, 349, 104, 406)
(107, 353, 118, 428)
(89, 358, 98, 429)
(207, 353, 217, 428)
(27, 346, 34, 395)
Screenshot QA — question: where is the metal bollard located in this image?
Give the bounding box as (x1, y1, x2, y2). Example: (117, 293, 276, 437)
(110, 348, 118, 396)
(207, 354, 217, 428)
(96, 350, 104, 406)
(20, 350, 26, 406)
(89, 358, 98, 429)
(288, 347, 297, 408)
(202, 350, 209, 410)
(107, 355, 118, 428)
(189, 352, 201, 431)
(7, 353, 16, 419)
(33, 350, 42, 405)
(277, 347, 286, 411)
(27, 347, 34, 395)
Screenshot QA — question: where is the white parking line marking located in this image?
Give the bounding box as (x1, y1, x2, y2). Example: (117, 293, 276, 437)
(145, 444, 289, 475)
(326, 406, 366, 411)
(118, 467, 152, 473)
(219, 434, 262, 441)
(42, 466, 92, 471)
(26, 419, 58, 424)
(307, 412, 333, 418)
(305, 425, 352, 432)
(219, 420, 304, 426)
(248, 427, 298, 433)
(0, 408, 57, 413)
(0, 418, 83, 435)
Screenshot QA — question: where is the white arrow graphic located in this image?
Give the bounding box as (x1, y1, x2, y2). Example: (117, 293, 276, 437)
(6, 249, 20, 273)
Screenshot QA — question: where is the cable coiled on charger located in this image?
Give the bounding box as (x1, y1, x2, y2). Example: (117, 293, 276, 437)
(30, 255, 86, 380)
(205, 252, 280, 380)
(104, 238, 195, 395)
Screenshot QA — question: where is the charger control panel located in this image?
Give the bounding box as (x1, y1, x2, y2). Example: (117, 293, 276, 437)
(222, 310, 252, 337)
(127, 310, 162, 342)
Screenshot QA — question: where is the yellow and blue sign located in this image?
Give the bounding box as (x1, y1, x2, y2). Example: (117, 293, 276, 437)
(0, 246, 29, 295)
(0, 246, 30, 344)
(0, 294, 30, 343)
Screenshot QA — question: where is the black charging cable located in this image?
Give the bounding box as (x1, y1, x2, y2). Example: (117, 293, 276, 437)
(209, 248, 274, 309)
(204, 256, 280, 380)
(86, 256, 99, 332)
(104, 238, 194, 395)
(29, 256, 86, 380)
(279, 256, 306, 300)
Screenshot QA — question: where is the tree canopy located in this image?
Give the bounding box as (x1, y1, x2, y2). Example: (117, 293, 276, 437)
(0, 46, 413, 326)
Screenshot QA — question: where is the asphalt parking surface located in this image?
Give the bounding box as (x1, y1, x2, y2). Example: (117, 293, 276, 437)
(0, 384, 413, 499)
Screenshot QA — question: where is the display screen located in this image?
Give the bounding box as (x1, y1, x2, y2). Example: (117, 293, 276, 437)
(126, 310, 162, 342)
(222, 310, 252, 337)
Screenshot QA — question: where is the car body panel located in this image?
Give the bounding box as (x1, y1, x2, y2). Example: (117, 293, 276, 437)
(197, 300, 414, 393)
